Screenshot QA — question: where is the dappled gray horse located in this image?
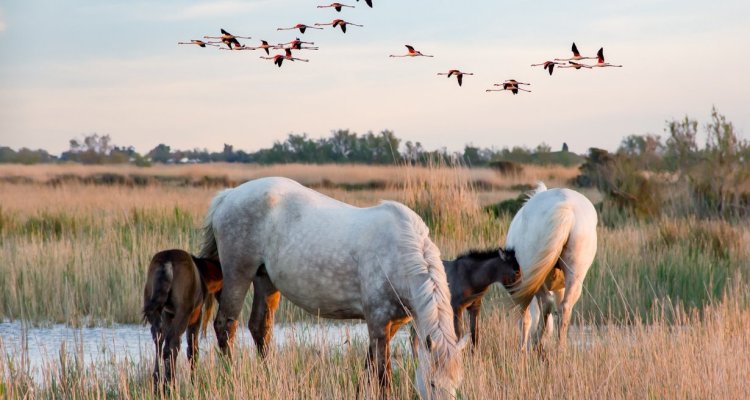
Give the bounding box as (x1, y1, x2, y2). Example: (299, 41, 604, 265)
(200, 177, 467, 399)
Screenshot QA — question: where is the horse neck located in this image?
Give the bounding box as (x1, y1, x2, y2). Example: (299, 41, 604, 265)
(461, 256, 518, 292)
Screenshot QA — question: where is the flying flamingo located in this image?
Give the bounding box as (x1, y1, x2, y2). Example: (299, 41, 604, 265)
(530, 61, 563, 76)
(260, 54, 286, 68)
(317, 3, 355, 12)
(203, 29, 251, 49)
(357, 0, 373, 7)
(554, 42, 596, 62)
(487, 80, 532, 95)
(437, 69, 473, 87)
(277, 24, 323, 34)
(282, 48, 309, 62)
(223, 40, 278, 55)
(557, 61, 592, 70)
(279, 38, 319, 50)
(592, 48, 623, 68)
(177, 40, 219, 48)
(315, 19, 363, 33)
(390, 45, 434, 58)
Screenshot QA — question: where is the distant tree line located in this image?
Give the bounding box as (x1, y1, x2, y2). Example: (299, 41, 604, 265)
(578, 107, 750, 220)
(0, 129, 578, 167)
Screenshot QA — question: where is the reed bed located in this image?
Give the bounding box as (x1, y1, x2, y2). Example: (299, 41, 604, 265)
(1, 162, 749, 398)
(1, 297, 748, 399)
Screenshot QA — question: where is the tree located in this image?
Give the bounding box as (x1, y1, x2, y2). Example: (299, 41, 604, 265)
(148, 144, 172, 163)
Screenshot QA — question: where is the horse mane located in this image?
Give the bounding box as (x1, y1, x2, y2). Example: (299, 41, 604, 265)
(523, 181, 548, 203)
(378, 201, 463, 385)
(455, 248, 501, 262)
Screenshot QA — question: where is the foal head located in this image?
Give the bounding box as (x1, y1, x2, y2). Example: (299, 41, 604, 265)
(497, 248, 521, 289)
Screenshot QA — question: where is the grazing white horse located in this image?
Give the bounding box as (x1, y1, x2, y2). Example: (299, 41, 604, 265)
(506, 183, 598, 351)
(200, 177, 466, 399)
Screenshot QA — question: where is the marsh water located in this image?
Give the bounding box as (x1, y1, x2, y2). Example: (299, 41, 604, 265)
(0, 321, 411, 383)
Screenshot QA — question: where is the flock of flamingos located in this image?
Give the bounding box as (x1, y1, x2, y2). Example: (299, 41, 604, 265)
(178, 2, 624, 95)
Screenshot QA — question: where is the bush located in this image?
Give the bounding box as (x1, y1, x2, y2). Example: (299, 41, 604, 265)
(489, 160, 523, 176)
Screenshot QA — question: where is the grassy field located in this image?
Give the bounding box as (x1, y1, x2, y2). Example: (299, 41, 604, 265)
(1, 162, 749, 398)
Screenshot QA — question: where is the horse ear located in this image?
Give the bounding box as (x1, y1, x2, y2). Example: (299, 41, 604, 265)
(425, 335, 433, 352)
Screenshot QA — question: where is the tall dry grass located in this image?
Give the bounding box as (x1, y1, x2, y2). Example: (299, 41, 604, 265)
(1, 163, 749, 398)
(2, 296, 749, 399)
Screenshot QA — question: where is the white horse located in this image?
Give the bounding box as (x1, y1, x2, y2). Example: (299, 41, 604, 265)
(200, 177, 467, 399)
(506, 182, 598, 351)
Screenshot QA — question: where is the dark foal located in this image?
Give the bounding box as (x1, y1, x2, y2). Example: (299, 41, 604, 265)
(411, 248, 520, 351)
(445, 248, 520, 348)
(142, 249, 222, 390)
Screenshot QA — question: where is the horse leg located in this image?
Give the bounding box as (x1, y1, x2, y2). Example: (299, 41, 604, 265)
(468, 299, 482, 350)
(186, 307, 202, 375)
(558, 280, 583, 349)
(532, 291, 555, 354)
(214, 260, 259, 357)
(150, 319, 165, 391)
(364, 320, 392, 396)
(453, 306, 464, 343)
(163, 313, 191, 387)
(248, 269, 281, 358)
(519, 304, 532, 352)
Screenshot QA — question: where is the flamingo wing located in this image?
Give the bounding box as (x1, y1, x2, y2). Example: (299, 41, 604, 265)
(405, 45, 416, 54)
(597, 47, 605, 63)
(457, 74, 463, 86)
(571, 42, 580, 57)
(221, 28, 231, 36)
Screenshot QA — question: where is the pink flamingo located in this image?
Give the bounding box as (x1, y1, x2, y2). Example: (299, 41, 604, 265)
(279, 38, 319, 51)
(557, 61, 592, 70)
(203, 29, 251, 50)
(486, 80, 531, 95)
(390, 45, 434, 58)
(317, 3, 355, 12)
(315, 19, 363, 33)
(177, 40, 219, 48)
(437, 69, 473, 87)
(592, 48, 623, 68)
(554, 42, 596, 62)
(277, 24, 323, 34)
(530, 61, 564, 76)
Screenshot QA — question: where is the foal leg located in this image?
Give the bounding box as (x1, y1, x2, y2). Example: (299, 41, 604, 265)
(468, 299, 483, 350)
(186, 307, 202, 374)
(163, 313, 191, 386)
(150, 320, 165, 391)
(452, 306, 465, 343)
(248, 269, 281, 358)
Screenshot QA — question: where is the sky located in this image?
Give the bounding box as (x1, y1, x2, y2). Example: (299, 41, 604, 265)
(0, 0, 748, 155)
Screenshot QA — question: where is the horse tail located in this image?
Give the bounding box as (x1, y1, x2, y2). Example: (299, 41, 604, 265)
(142, 259, 174, 325)
(201, 293, 216, 337)
(194, 257, 223, 337)
(511, 204, 574, 309)
(199, 189, 231, 261)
